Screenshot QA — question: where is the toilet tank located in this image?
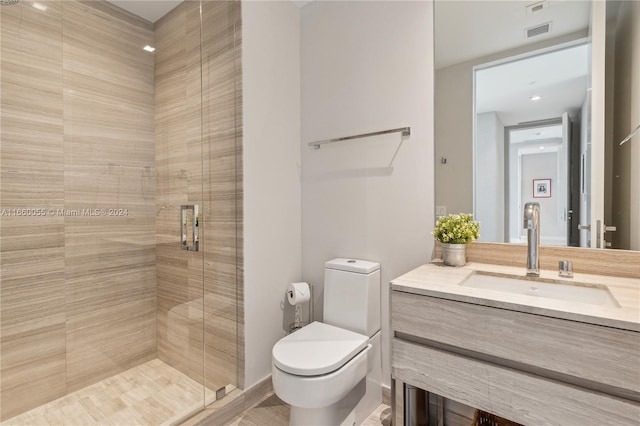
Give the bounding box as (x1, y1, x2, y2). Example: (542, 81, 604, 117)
(323, 258, 381, 337)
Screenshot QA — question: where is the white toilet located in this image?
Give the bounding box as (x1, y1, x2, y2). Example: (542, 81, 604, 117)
(272, 258, 382, 426)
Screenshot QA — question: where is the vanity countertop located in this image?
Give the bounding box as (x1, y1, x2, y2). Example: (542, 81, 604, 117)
(391, 262, 640, 332)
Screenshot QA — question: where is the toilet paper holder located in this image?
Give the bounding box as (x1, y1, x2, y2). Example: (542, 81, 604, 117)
(288, 283, 314, 333)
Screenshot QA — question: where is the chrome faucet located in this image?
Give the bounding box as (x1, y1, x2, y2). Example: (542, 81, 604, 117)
(523, 202, 540, 277)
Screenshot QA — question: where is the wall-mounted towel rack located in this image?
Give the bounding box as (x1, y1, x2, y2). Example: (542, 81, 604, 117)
(308, 126, 410, 149)
(619, 123, 640, 145)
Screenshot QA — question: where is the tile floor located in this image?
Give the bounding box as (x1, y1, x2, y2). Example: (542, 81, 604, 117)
(225, 394, 392, 426)
(3, 359, 222, 426)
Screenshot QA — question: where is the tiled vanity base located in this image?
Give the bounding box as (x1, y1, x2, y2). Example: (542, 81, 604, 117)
(392, 339, 640, 425)
(392, 292, 640, 397)
(390, 262, 640, 426)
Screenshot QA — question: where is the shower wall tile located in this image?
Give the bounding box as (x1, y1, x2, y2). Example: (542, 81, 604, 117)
(62, 0, 156, 393)
(65, 298, 157, 391)
(0, 323, 67, 419)
(0, 250, 67, 419)
(0, 1, 66, 420)
(1, 0, 156, 419)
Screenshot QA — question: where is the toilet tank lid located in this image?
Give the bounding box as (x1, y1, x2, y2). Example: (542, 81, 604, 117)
(325, 258, 380, 274)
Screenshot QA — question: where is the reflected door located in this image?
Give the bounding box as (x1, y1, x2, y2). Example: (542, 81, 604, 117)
(507, 121, 568, 246)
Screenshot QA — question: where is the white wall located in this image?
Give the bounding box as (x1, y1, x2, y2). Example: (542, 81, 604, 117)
(520, 152, 562, 244)
(475, 112, 505, 241)
(300, 1, 434, 388)
(242, 0, 301, 389)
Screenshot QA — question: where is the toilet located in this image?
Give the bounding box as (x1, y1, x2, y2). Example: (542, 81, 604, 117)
(272, 258, 382, 426)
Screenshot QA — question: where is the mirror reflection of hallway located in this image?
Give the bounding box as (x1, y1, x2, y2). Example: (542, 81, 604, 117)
(473, 42, 588, 247)
(505, 119, 572, 247)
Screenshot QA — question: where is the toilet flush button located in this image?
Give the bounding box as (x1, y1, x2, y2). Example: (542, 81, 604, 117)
(347, 260, 356, 263)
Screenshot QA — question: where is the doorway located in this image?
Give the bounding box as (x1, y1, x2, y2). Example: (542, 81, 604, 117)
(505, 116, 573, 246)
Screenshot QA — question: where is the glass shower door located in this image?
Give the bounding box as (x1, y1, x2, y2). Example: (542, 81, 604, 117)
(201, 0, 241, 403)
(154, 0, 207, 417)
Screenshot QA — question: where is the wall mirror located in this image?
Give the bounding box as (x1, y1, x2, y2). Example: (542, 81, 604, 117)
(435, 0, 639, 251)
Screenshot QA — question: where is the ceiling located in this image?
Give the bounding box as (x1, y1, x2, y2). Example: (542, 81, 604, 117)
(435, 0, 591, 70)
(107, 0, 182, 23)
(475, 43, 589, 126)
(510, 124, 562, 144)
(108, 0, 588, 126)
(108, 0, 310, 22)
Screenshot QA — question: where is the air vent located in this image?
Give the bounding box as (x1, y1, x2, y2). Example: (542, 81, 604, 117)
(525, 22, 552, 38)
(526, 1, 548, 15)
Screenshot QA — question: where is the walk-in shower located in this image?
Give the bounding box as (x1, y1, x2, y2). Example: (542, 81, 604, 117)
(0, 0, 242, 424)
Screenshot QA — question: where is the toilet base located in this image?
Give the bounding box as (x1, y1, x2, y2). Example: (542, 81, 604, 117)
(289, 378, 366, 426)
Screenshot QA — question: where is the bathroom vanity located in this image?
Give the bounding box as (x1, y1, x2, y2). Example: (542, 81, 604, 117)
(390, 262, 640, 425)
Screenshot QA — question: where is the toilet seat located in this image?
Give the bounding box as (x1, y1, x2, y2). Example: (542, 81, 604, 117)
(272, 321, 368, 376)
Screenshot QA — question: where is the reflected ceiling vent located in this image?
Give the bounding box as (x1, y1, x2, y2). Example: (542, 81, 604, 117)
(525, 22, 552, 38)
(526, 1, 548, 15)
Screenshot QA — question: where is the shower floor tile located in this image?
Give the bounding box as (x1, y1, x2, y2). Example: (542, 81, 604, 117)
(3, 359, 215, 426)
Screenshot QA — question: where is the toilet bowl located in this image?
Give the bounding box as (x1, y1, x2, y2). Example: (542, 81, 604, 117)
(272, 259, 382, 426)
(273, 321, 371, 408)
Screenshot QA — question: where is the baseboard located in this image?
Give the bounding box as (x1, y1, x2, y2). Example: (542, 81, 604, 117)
(180, 376, 274, 426)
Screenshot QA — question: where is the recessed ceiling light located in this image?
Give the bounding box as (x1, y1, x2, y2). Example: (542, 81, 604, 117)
(540, 146, 545, 150)
(143, 45, 156, 52)
(530, 95, 542, 101)
(32, 2, 47, 11)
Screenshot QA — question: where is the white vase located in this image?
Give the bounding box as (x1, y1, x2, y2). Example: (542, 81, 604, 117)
(441, 243, 467, 267)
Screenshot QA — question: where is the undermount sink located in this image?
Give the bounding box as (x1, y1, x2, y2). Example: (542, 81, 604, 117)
(459, 272, 620, 307)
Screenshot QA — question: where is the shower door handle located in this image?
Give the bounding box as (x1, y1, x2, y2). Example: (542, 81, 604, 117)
(181, 204, 199, 251)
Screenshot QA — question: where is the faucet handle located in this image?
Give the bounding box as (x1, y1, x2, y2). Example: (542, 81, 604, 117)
(559, 260, 573, 278)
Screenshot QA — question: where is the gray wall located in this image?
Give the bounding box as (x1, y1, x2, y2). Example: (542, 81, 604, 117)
(475, 112, 504, 242)
(435, 30, 588, 219)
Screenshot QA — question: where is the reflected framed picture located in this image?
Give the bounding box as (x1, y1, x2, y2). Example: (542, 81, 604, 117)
(533, 179, 551, 198)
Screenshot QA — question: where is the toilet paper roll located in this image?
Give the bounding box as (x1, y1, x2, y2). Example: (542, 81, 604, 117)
(287, 282, 311, 306)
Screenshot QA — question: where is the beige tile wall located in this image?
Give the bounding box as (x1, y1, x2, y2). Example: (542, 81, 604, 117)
(0, 0, 66, 419)
(62, 0, 156, 393)
(0, 0, 155, 419)
(1, 0, 242, 420)
(155, 0, 243, 395)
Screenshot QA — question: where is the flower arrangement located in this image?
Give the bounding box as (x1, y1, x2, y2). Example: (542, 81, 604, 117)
(432, 213, 480, 244)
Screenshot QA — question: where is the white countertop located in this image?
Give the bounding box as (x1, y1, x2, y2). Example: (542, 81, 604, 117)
(391, 262, 640, 332)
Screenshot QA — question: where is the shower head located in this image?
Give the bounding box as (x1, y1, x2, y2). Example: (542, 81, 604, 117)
(0, 0, 20, 5)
